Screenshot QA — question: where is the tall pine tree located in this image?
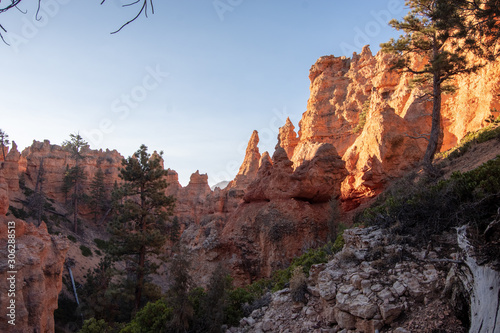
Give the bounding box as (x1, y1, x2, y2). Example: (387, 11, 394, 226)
(89, 167, 108, 223)
(108, 145, 175, 312)
(62, 133, 88, 233)
(381, 0, 485, 173)
(167, 246, 193, 333)
(27, 158, 47, 226)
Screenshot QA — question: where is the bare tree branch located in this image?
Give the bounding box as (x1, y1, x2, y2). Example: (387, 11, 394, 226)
(0, 0, 23, 14)
(101, 0, 155, 34)
(0, 0, 156, 44)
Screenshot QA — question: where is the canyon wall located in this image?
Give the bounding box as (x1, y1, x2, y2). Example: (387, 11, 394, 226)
(1, 45, 498, 290)
(0, 216, 68, 333)
(290, 45, 499, 207)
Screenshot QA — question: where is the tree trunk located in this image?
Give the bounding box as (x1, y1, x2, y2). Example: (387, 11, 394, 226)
(423, 73, 442, 175)
(135, 184, 147, 311)
(135, 245, 145, 312)
(73, 171, 79, 234)
(74, 190, 78, 233)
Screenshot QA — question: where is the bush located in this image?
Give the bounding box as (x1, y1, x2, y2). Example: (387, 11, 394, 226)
(290, 266, 308, 303)
(67, 235, 77, 243)
(353, 100, 370, 133)
(8, 206, 28, 219)
(269, 241, 342, 292)
(80, 245, 93, 257)
(80, 318, 113, 333)
(362, 156, 500, 246)
(337, 249, 360, 266)
(94, 238, 109, 251)
(437, 123, 500, 160)
(121, 300, 172, 333)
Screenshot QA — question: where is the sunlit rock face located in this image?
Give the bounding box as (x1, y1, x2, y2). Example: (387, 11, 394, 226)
(287, 46, 499, 207)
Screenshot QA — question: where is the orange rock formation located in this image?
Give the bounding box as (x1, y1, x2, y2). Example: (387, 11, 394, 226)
(0, 217, 69, 333)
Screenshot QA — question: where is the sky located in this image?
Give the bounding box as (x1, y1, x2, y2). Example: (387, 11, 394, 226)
(0, 0, 406, 186)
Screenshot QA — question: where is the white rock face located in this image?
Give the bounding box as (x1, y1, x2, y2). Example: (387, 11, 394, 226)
(457, 226, 500, 333)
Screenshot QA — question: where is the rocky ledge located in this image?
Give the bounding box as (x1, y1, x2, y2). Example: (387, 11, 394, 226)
(229, 226, 477, 333)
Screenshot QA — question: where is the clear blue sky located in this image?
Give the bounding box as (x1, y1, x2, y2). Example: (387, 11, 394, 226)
(0, 0, 406, 186)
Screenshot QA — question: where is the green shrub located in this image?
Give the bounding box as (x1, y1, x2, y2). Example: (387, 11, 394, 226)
(121, 300, 172, 333)
(8, 206, 28, 219)
(362, 156, 500, 246)
(80, 245, 93, 257)
(67, 235, 77, 243)
(290, 266, 307, 303)
(226, 287, 255, 320)
(353, 100, 370, 133)
(437, 123, 500, 160)
(80, 318, 113, 333)
(94, 238, 109, 251)
(269, 241, 342, 292)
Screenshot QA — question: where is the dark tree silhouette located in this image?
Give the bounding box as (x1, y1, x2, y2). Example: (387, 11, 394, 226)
(0, 129, 10, 160)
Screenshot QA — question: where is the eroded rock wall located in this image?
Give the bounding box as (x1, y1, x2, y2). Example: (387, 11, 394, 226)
(0, 217, 69, 333)
(286, 46, 499, 207)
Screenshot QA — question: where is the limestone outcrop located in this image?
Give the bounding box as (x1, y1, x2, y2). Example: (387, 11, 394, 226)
(231, 227, 466, 333)
(219, 199, 333, 284)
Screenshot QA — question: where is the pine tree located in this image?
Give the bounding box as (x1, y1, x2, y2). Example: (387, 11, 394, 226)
(450, 0, 500, 60)
(27, 158, 47, 226)
(62, 133, 88, 233)
(89, 167, 108, 223)
(108, 145, 175, 312)
(0, 129, 10, 161)
(80, 256, 119, 322)
(168, 247, 193, 333)
(169, 216, 181, 244)
(381, 0, 485, 174)
(203, 264, 232, 333)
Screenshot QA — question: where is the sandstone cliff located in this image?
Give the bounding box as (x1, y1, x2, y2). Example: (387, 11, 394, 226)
(18, 140, 124, 206)
(282, 45, 499, 207)
(0, 217, 69, 333)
